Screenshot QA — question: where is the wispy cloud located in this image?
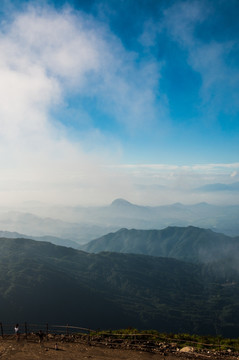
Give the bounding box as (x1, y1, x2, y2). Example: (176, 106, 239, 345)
(163, 0, 239, 121)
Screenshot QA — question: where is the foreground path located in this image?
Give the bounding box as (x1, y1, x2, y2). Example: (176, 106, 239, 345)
(0, 340, 166, 360)
(1, 339, 238, 360)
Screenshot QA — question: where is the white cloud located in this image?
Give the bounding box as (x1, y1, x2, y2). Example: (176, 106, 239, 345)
(0, 3, 163, 134)
(3, 6, 100, 81)
(0, 4, 164, 206)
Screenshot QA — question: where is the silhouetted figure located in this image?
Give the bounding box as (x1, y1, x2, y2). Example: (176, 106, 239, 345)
(14, 324, 20, 341)
(37, 330, 44, 344)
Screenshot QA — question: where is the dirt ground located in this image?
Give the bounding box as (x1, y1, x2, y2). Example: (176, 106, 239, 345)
(0, 339, 172, 360)
(1, 338, 239, 360)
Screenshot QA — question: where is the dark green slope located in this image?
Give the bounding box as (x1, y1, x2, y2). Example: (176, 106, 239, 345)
(0, 238, 126, 328)
(1, 238, 239, 337)
(82, 226, 239, 264)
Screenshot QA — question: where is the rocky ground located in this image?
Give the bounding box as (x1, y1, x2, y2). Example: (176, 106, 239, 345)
(0, 334, 239, 360)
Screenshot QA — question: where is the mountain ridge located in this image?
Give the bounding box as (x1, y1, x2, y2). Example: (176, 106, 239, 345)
(82, 225, 239, 264)
(0, 230, 80, 249)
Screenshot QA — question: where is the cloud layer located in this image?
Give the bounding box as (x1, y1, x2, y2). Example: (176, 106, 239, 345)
(0, 1, 238, 207)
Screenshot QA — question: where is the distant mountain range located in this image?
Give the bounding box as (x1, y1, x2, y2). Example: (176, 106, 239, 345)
(0, 199, 238, 243)
(196, 181, 239, 192)
(0, 230, 80, 249)
(82, 226, 239, 264)
(1, 237, 239, 337)
(0, 211, 114, 244)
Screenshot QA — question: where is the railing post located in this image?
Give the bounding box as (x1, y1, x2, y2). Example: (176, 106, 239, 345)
(0, 322, 3, 338)
(218, 338, 221, 355)
(25, 322, 28, 339)
(66, 324, 69, 336)
(46, 323, 48, 341)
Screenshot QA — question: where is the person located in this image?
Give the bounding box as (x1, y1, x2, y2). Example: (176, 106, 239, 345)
(37, 330, 44, 345)
(14, 324, 20, 341)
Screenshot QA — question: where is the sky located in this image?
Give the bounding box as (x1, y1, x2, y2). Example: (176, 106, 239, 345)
(0, 0, 239, 207)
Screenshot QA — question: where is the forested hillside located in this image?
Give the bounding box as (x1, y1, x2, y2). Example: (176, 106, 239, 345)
(82, 226, 239, 264)
(1, 237, 239, 337)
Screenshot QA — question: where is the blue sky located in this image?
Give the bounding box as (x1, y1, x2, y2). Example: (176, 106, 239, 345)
(0, 0, 238, 206)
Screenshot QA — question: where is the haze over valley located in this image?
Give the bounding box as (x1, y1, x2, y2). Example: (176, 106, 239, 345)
(0, 199, 238, 245)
